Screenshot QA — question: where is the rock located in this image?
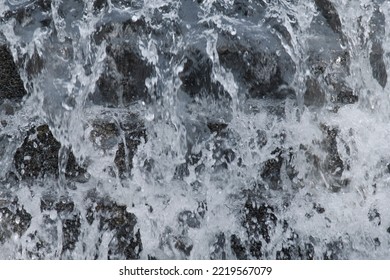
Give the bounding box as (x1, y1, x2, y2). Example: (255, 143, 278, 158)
(261, 150, 283, 190)
(210, 232, 226, 260)
(13, 125, 87, 181)
(178, 210, 201, 229)
(87, 198, 142, 259)
(320, 125, 346, 191)
(369, 7, 387, 88)
(230, 234, 248, 260)
(212, 0, 266, 17)
(323, 238, 345, 260)
(217, 33, 295, 99)
(314, 0, 345, 43)
(93, 45, 152, 106)
(304, 78, 326, 107)
(178, 47, 228, 99)
(173, 163, 190, 180)
(368, 208, 381, 226)
(0, 200, 32, 244)
(243, 198, 277, 258)
(174, 235, 193, 257)
(114, 117, 146, 178)
(0, 45, 27, 103)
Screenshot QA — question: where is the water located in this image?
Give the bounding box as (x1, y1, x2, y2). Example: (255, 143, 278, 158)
(0, 0, 390, 259)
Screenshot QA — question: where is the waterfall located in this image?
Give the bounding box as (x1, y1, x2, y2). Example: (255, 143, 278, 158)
(0, 0, 389, 259)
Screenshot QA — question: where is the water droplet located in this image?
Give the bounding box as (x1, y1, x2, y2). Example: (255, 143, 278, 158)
(146, 112, 155, 121)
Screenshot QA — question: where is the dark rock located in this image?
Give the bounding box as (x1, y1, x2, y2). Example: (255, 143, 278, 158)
(217, 34, 295, 99)
(173, 163, 190, 180)
(261, 150, 283, 190)
(14, 125, 61, 179)
(90, 121, 120, 150)
(65, 152, 89, 183)
(196, 201, 207, 219)
(321, 125, 346, 191)
(329, 82, 358, 105)
(178, 210, 200, 229)
(243, 199, 277, 246)
(174, 235, 193, 257)
(0, 45, 27, 103)
(2, 0, 52, 29)
(178, 47, 228, 99)
(87, 199, 142, 259)
(114, 119, 146, 178)
(187, 151, 202, 166)
(368, 208, 381, 226)
(0, 202, 32, 243)
(256, 130, 268, 149)
(13, 125, 87, 181)
(208, 0, 267, 22)
(313, 203, 325, 214)
(314, 0, 345, 43)
(230, 234, 247, 260)
(369, 8, 387, 88)
(210, 232, 226, 260)
(323, 238, 344, 260)
(276, 229, 315, 260)
(62, 215, 81, 252)
(93, 45, 152, 106)
(304, 78, 326, 107)
(373, 237, 381, 249)
(207, 122, 228, 135)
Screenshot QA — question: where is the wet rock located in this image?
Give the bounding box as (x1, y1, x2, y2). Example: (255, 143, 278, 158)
(40, 196, 81, 254)
(368, 208, 381, 226)
(210, 232, 226, 260)
(0, 45, 27, 103)
(304, 78, 326, 107)
(0, 201, 32, 244)
(196, 201, 207, 219)
(207, 122, 228, 135)
(178, 47, 228, 99)
(87, 199, 142, 259)
(14, 125, 61, 179)
(314, 0, 345, 43)
(217, 33, 295, 99)
(93, 45, 152, 106)
(62, 215, 81, 252)
(320, 125, 346, 191)
(2, 0, 52, 29)
(243, 199, 277, 247)
(373, 237, 381, 249)
(323, 238, 345, 260)
(261, 150, 283, 190)
(369, 8, 387, 88)
(173, 163, 190, 180)
(210, 0, 266, 19)
(90, 121, 120, 151)
(114, 117, 146, 178)
(178, 210, 201, 229)
(13, 125, 87, 181)
(230, 234, 248, 260)
(174, 235, 193, 257)
(313, 203, 325, 214)
(276, 227, 315, 260)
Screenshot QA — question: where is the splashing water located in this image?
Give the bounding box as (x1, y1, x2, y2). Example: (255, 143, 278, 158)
(1, 0, 390, 259)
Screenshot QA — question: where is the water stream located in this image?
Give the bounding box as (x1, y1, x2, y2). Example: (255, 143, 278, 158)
(1, 0, 390, 259)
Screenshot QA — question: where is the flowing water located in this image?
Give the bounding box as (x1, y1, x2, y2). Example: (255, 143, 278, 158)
(0, 0, 390, 259)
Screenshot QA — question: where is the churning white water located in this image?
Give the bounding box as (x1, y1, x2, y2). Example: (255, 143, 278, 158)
(1, 0, 390, 259)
